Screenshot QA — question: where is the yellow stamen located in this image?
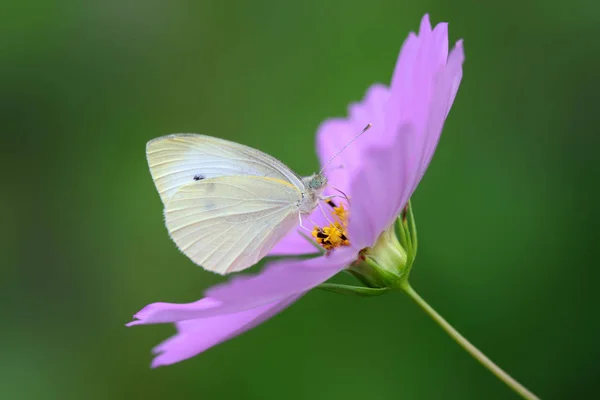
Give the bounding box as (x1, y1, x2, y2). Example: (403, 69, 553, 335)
(332, 204, 349, 227)
(311, 203, 350, 250)
(311, 223, 348, 250)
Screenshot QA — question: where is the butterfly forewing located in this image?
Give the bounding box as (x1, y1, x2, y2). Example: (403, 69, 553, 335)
(147, 134, 304, 204)
(164, 175, 302, 274)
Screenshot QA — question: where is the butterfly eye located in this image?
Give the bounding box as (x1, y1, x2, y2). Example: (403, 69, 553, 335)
(309, 175, 327, 189)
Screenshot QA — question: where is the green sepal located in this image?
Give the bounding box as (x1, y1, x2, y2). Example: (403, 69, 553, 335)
(406, 199, 418, 257)
(317, 283, 392, 297)
(397, 200, 417, 273)
(343, 199, 419, 290)
(344, 268, 379, 288)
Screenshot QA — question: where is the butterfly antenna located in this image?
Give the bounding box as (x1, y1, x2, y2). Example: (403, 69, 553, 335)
(319, 123, 372, 175)
(332, 187, 351, 205)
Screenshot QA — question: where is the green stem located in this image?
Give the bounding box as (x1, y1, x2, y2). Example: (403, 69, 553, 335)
(399, 281, 540, 400)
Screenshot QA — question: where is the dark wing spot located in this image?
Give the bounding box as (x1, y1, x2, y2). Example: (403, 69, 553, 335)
(193, 174, 205, 181)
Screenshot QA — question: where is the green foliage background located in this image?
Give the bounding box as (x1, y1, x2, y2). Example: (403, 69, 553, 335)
(3, 1, 599, 399)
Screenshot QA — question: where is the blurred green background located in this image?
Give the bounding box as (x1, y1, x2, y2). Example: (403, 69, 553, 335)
(3, 0, 599, 399)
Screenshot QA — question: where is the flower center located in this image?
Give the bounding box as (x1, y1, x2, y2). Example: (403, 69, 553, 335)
(311, 200, 350, 250)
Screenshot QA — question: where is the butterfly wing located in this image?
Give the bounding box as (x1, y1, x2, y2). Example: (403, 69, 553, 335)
(147, 134, 304, 204)
(165, 175, 302, 274)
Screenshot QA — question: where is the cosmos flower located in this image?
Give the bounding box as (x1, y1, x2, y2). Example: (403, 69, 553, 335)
(128, 14, 465, 367)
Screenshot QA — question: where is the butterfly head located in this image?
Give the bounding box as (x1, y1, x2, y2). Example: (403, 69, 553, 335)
(299, 173, 327, 214)
(307, 173, 327, 191)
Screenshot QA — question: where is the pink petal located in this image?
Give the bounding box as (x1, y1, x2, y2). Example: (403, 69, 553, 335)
(126, 297, 222, 326)
(150, 295, 301, 367)
(268, 217, 322, 256)
(414, 40, 465, 189)
(207, 246, 356, 308)
(271, 83, 389, 258)
(317, 84, 392, 193)
(445, 41, 464, 119)
(387, 14, 447, 140)
(348, 84, 390, 143)
(127, 247, 355, 325)
(348, 15, 463, 248)
(387, 33, 419, 132)
(347, 124, 417, 248)
(419, 13, 433, 35)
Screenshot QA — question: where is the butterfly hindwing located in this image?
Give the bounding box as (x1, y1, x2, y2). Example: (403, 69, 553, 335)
(164, 175, 302, 274)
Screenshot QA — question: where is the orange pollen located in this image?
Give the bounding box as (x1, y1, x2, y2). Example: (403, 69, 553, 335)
(312, 203, 350, 250)
(332, 204, 349, 228)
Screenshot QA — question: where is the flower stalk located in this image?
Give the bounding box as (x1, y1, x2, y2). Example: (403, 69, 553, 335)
(319, 201, 539, 399)
(398, 281, 540, 400)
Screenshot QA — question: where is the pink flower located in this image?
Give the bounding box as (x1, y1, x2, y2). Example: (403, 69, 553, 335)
(128, 14, 464, 367)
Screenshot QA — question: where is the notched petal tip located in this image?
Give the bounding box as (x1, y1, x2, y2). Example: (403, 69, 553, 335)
(125, 303, 170, 325)
(126, 298, 224, 326)
(144, 295, 303, 367)
(151, 356, 171, 369)
(125, 319, 142, 327)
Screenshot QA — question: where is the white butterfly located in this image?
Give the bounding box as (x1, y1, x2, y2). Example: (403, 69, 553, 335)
(146, 134, 328, 275)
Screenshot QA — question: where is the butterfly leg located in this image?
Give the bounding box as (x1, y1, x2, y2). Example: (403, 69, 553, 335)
(298, 213, 313, 232)
(318, 201, 335, 225)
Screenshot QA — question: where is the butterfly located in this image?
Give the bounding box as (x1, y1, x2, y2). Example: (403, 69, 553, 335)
(147, 126, 370, 275)
(146, 134, 333, 275)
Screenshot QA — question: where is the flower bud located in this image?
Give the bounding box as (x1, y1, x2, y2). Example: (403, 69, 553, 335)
(347, 201, 418, 289)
